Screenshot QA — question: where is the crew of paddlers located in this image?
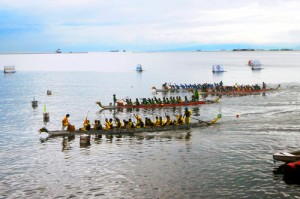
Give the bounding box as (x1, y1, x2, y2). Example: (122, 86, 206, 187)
(63, 107, 193, 131)
(158, 81, 267, 92)
(121, 94, 200, 106)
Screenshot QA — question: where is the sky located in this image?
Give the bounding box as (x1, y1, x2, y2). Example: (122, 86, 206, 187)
(0, 0, 300, 53)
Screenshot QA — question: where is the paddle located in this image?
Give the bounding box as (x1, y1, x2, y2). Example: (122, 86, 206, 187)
(85, 111, 89, 122)
(191, 116, 211, 125)
(102, 112, 107, 120)
(191, 114, 222, 125)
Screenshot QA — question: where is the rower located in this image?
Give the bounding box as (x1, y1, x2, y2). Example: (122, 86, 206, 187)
(174, 114, 184, 125)
(155, 116, 160, 126)
(194, 89, 199, 101)
(104, 118, 112, 130)
(144, 117, 148, 126)
(115, 118, 122, 128)
(262, 82, 267, 89)
(135, 98, 140, 105)
(127, 118, 134, 128)
(163, 97, 166, 104)
(148, 98, 153, 104)
(81, 119, 91, 131)
(171, 97, 176, 103)
(157, 116, 164, 126)
(163, 115, 173, 126)
(135, 115, 144, 128)
(142, 98, 147, 105)
(93, 120, 102, 130)
(166, 97, 170, 104)
(158, 98, 162, 104)
(185, 96, 189, 103)
(122, 119, 128, 128)
(109, 118, 114, 128)
(62, 114, 70, 130)
(178, 96, 182, 103)
(145, 118, 154, 127)
(183, 107, 192, 124)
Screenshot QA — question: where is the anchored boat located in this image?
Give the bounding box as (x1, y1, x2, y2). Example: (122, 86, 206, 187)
(212, 64, 225, 73)
(96, 97, 220, 110)
(3, 65, 16, 73)
(273, 150, 300, 163)
(248, 60, 262, 70)
(136, 64, 143, 72)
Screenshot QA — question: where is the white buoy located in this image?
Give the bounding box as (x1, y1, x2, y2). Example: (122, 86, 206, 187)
(80, 134, 91, 144)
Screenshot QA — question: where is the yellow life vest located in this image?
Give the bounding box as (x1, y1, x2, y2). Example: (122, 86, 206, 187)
(105, 121, 111, 129)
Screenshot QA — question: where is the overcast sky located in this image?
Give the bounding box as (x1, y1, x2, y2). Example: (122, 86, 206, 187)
(0, 0, 300, 52)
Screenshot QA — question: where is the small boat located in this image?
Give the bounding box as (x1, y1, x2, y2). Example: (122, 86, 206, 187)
(273, 150, 300, 163)
(56, 49, 62, 53)
(45, 119, 220, 137)
(152, 84, 280, 94)
(251, 65, 262, 70)
(248, 60, 262, 70)
(3, 65, 16, 73)
(136, 64, 143, 72)
(96, 97, 220, 110)
(212, 64, 225, 73)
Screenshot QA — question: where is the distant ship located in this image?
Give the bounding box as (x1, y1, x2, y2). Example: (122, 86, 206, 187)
(56, 49, 62, 53)
(3, 65, 16, 73)
(248, 60, 262, 70)
(212, 64, 225, 73)
(136, 64, 143, 72)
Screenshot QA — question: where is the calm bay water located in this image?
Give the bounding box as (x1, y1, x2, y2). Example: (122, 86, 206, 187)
(1, 51, 300, 198)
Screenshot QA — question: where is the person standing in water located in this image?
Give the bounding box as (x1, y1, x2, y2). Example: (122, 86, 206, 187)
(183, 107, 192, 124)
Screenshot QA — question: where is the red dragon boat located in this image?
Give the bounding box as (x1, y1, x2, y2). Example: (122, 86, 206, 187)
(96, 97, 220, 110)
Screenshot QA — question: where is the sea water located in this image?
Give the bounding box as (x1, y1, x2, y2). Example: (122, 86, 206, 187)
(1, 51, 300, 198)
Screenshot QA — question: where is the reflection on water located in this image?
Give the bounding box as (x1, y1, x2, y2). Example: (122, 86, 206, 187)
(62, 135, 75, 151)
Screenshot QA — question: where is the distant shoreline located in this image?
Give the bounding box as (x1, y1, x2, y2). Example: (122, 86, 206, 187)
(0, 52, 89, 55)
(0, 49, 298, 55)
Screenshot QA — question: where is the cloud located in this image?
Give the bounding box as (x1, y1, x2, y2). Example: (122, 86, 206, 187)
(0, 0, 300, 52)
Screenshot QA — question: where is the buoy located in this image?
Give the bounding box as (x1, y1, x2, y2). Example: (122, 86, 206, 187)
(80, 134, 91, 144)
(43, 112, 50, 123)
(32, 97, 38, 108)
(283, 161, 300, 184)
(47, 90, 52, 95)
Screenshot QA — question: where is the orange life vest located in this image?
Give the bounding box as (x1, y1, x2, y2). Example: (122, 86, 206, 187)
(62, 117, 69, 126)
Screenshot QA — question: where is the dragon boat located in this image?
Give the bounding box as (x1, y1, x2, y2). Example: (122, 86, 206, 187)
(96, 97, 220, 110)
(152, 84, 280, 94)
(42, 116, 221, 137)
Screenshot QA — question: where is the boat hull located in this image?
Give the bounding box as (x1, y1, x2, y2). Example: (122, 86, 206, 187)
(47, 122, 213, 137)
(273, 151, 300, 163)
